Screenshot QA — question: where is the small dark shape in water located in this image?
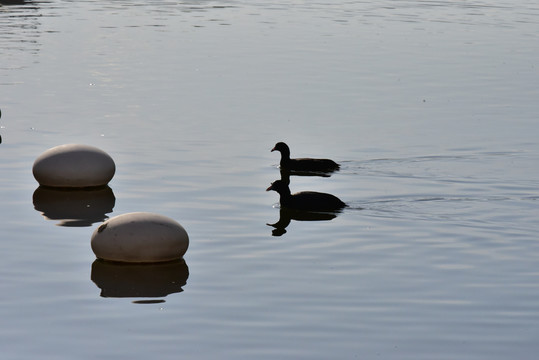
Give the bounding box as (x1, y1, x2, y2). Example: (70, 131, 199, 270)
(132, 299, 166, 305)
(266, 179, 346, 212)
(271, 142, 340, 172)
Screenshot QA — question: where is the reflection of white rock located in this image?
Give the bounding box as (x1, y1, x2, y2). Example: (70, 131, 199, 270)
(91, 212, 189, 263)
(33, 186, 115, 227)
(33, 144, 115, 188)
(91, 259, 189, 298)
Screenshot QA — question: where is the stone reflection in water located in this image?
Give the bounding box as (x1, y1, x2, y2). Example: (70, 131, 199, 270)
(267, 207, 339, 236)
(33, 186, 115, 227)
(91, 259, 189, 299)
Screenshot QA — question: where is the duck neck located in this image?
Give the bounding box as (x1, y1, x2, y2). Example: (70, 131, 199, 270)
(277, 187, 292, 205)
(279, 148, 291, 166)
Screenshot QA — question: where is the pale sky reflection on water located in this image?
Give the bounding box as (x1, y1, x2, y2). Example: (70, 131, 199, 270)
(1, 1, 539, 359)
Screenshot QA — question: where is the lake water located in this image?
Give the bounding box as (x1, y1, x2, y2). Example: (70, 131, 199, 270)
(1, 0, 539, 359)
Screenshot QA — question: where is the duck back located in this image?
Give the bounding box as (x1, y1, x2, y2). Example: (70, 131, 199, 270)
(282, 191, 346, 211)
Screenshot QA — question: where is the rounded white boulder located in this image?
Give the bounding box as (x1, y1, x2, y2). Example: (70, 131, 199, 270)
(91, 212, 189, 263)
(33, 144, 115, 188)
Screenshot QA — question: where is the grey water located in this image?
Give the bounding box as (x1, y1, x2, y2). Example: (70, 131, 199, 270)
(1, 1, 539, 359)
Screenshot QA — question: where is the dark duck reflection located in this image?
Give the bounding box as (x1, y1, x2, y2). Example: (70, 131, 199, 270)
(271, 142, 340, 174)
(267, 207, 339, 236)
(278, 166, 331, 188)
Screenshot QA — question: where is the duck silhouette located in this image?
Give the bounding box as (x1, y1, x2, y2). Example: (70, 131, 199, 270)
(266, 179, 346, 212)
(271, 142, 339, 173)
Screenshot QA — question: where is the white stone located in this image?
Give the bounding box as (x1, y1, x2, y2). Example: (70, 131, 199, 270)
(91, 212, 189, 263)
(33, 144, 115, 188)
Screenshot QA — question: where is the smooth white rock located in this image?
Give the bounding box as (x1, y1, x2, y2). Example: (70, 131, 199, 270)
(91, 212, 189, 263)
(33, 144, 115, 188)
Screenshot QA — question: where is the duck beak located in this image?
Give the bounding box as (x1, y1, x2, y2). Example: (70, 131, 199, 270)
(271, 145, 276, 152)
(266, 184, 273, 191)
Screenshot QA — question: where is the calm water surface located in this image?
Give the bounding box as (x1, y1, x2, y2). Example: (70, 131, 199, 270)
(1, 1, 539, 359)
